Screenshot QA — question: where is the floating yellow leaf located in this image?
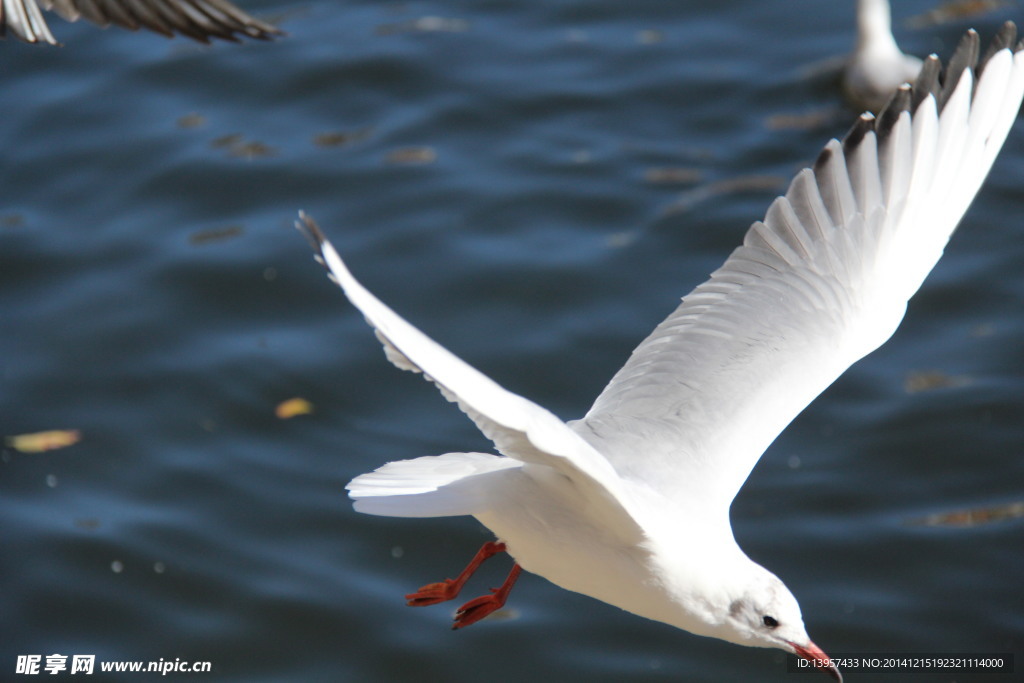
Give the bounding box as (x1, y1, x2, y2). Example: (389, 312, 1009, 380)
(6, 429, 81, 453)
(276, 398, 314, 419)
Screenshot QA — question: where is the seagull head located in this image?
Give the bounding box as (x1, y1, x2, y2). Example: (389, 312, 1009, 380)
(718, 566, 842, 681)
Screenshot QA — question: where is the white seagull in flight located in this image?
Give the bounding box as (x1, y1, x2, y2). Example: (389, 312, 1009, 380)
(298, 24, 1024, 681)
(0, 0, 281, 44)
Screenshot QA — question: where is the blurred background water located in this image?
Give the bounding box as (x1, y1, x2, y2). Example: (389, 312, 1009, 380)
(2, 1, 1023, 681)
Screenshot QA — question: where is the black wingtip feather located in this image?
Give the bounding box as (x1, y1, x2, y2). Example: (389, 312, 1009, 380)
(826, 25, 1019, 203)
(939, 29, 980, 111)
(876, 84, 911, 140)
(987, 21, 1016, 56)
(842, 114, 875, 156)
(295, 211, 329, 262)
(911, 55, 942, 114)
(813, 145, 834, 177)
(979, 22, 1019, 80)
(902, 25, 1021, 119)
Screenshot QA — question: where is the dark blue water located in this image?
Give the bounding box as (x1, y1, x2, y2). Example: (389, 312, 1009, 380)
(3, 1, 1022, 681)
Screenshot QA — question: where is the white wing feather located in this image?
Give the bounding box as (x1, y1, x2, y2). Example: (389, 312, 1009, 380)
(348, 452, 524, 518)
(572, 27, 1024, 513)
(295, 213, 643, 538)
(298, 26, 1023, 529)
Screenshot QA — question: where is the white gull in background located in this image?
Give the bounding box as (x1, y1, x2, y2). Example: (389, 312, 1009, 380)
(298, 24, 1024, 681)
(0, 0, 280, 44)
(843, 0, 923, 111)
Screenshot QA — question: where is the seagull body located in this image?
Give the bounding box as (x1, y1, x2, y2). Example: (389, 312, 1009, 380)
(299, 24, 1024, 680)
(843, 0, 923, 111)
(0, 0, 280, 44)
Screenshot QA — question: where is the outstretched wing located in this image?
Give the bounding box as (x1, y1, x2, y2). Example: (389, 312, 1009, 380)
(2, 0, 281, 44)
(296, 214, 643, 541)
(1, 0, 56, 43)
(572, 25, 1024, 513)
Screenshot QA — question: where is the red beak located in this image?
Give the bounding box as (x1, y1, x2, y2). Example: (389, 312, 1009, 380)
(789, 640, 842, 682)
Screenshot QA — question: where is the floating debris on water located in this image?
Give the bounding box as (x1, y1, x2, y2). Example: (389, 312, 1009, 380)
(177, 113, 206, 129)
(1, 213, 25, 229)
(276, 398, 314, 419)
(908, 501, 1024, 527)
(6, 429, 81, 453)
(644, 166, 702, 185)
(636, 29, 664, 45)
(314, 128, 373, 148)
(661, 175, 786, 217)
(376, 16, 470, 35)
(385, 146, 437, 165)
(765, 106, 840, 131)
(188, 225, 244, 246)
(903, 370, 972, 394)
(905, 0, 1008, 29)
(211, 134, 276, 159)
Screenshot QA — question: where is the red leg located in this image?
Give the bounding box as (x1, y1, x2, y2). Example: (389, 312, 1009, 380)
(452, 563, 522, 629)
(405, 541, 507, 607)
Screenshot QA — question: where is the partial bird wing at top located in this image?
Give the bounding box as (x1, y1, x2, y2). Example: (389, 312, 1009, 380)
(1, 0, 281, 44)
(572, 25, 1024, 515)
(295, 213, 645, 543)
(1, 0, 54, 42)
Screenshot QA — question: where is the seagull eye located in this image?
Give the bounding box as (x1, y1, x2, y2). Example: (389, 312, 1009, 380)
(762, 615, 779, 629)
